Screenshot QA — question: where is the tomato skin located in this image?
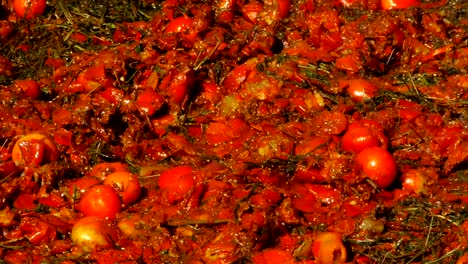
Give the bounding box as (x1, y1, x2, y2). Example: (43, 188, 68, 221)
(342, 126, 381, 153)
(77, 184, 121, 219)
(158, 165, 195, 204)
(13, 79, 41, 99)
(345, 79, 378, 102)
(381, 0, 419, 10)
(135, 88, 165, 116)
(312, 232, 347, 264)
(71, 216, 118, 252)
(67, 177, 101, 200)
(401, 169, 428, 195)
(88, 162, 128, 180)
(165, 16, 193, 33)
(356, 147, 397, 189)
(103, 171, 141, 205)
(14, 0, 47, 19)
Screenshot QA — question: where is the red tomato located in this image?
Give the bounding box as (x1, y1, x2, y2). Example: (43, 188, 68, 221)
(252, 248, 295, 264)
(342, 126, 381, 153)
(77, 184, 121, 219)
(345, 79, 378, 102)
(14, 0, 47, 19)
(103, 171, 141, 205)
(71, 216, 118, 252)
(356, 147, 397, 189)
(158, 165, 195, 204)
(13, 79, 41, 99)
(135, 88, 165, 116)
(381, 0, 419, 10)
(312, 232, 347, 264)
(12, 133, 59, 167)
(165, 16, 193, 34)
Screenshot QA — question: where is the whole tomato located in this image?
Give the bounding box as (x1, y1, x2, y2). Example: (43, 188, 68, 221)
(103, 171, 141, 205)
(312, 232, 347, 264)
(77, 184, 121, 219)
(14, 0, 47, 19)
(356, 147, 397, 189)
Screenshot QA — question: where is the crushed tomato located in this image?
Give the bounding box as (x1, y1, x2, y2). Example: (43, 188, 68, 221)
(0, 0, 466, 263)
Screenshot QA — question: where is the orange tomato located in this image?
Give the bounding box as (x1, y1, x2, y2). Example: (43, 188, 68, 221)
(14, 0, 47, 19)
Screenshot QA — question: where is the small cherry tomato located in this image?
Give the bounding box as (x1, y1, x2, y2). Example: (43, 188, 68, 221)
(356, 147, 397, 189)
(312, 232, 347, 264)
(77, 184, 121, 219)
(103, 171, 141, 205)
(342, 126, 381, 153)
(14, 0, 47, 19)
(381, 0, 419, 10)
(12, 133, 59, 167)
(71, 216, 118, 252)
(158, 165, 195, 204)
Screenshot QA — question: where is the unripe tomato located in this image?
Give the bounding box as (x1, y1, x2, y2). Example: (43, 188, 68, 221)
(71, 216, 118, 252)
(14, 0, 47, 19)
(77, 184, 121, 219)
(356, 147, 397, 189)
(312, 232, 347, 264)
(342, 126, 381, 153)
(12, 133, 59, 167)
(381, 0, 419, 10)
(103, 171, 141, 205)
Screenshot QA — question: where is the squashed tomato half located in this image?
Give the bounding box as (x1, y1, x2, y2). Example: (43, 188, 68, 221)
(342, 126, 381, 153)
(312, 232, 347, 264)
(14, 0, 47, 19)
(103, 171, 141, 205)
(12, 133, 59, 167)
(158, 165, 195, 204)
(356, 147, 397, 189)
(77, 184, 121, 219)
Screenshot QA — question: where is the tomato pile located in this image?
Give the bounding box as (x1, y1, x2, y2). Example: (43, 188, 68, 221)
(0, 0, 467, 263)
